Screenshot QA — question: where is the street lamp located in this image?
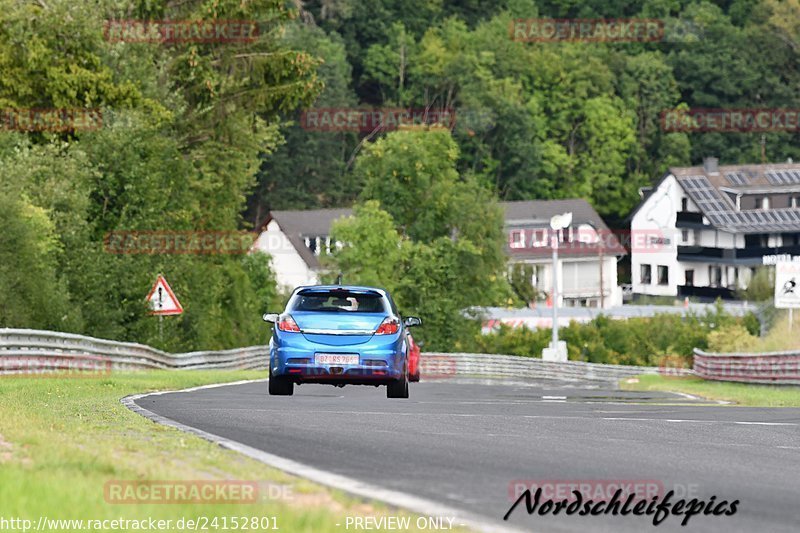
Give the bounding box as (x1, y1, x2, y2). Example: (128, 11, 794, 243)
(543, 212, 572, 362)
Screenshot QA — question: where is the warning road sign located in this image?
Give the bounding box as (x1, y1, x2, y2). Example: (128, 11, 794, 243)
(775, 261, 800, 309)
(146, 275, 184, 315)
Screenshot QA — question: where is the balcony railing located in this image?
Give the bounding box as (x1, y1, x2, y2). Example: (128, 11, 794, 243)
(677, 246, 733, 259)
(677, 285, 736, 300)
(675, 211, 706, 227)
(677, 244, 800, 261)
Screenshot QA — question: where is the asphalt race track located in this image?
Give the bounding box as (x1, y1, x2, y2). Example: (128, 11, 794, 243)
(136, 378, 800, 533)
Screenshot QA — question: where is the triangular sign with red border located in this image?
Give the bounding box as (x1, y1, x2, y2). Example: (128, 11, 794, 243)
(146, 275, 183, 316)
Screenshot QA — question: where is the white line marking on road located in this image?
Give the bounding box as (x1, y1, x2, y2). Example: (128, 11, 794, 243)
(121, 380, 524, 533)
(733, 421, 797, 426)
(160, 403, 800, 428)
(599, 417, 798, 426)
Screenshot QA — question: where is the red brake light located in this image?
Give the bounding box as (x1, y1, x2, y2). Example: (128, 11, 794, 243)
(277, 315, 301, 332)
(375, 317, 400, 335)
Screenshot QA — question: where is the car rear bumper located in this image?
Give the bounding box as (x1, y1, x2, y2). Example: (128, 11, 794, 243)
(270, 345, 405, 384)
(274, 364, 403, 384)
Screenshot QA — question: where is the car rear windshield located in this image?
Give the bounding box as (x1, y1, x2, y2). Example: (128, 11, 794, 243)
(290, 290, 387, 313)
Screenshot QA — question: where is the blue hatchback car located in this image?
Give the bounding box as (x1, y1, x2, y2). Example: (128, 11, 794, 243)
(263, 285, 421, 398)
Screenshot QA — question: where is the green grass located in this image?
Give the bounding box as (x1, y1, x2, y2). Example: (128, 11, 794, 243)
(0, 371, 464, 532)
(621, 374, 800, 407)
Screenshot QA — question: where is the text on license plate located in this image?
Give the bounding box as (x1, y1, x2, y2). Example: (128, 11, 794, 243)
(315, 354, 359, 365)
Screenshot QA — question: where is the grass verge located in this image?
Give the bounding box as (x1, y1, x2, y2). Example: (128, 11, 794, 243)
(0, 371, 466, 532)
(621, 374, 800, 407)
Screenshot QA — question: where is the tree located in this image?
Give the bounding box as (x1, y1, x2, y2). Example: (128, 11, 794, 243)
(739, 267, 774, 302)
(327, 201, 407, 290)
(0, 0, 319, 350)
(0, 187, 78, 330)
(328, 127, 509, 349)
(248, 23, 360, 223)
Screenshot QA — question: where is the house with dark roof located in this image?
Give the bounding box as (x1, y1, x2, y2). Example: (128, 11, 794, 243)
(629, 157, 800, 299)
(253, 200, 626, 308)
(252, 208, 352, 289)
(503, 199, 625, 308)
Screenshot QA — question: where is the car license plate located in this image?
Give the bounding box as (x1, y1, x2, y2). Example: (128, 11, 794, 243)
(315, 353, 359, 365)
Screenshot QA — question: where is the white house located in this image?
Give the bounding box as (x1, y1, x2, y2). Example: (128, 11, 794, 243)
(251, 208, 351, 289)
(630, 157, 800, 299)
(503, 199, 624, 308)
(253, 200, 624, 307)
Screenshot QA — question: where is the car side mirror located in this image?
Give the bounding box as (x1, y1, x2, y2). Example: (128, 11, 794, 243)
(262, 313, 279, 323)
(403, 316, 422, 327)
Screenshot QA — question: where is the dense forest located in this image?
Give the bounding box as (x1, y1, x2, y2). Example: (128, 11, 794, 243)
(251, 0, 800, 224)
(1, 0, 798, 351)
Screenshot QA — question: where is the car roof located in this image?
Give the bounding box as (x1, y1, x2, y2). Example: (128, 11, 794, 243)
(293, 285, 388, 296)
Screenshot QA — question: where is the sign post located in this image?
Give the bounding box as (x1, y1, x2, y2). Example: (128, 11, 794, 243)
(774, 261, 800, 332)
(145, 275, 184, 341)
(542, 212, 571, 362)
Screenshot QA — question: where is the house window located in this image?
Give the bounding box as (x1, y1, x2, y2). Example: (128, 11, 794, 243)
(532, 229, 547, 247)
(509, 230, 525, 249)
(681, 229, 689, 243)
(709, 266, 723, 287)
(576, 224, 599, 244)
(745, 233, 769, 247)
(640, 264, 652, 285)
(657, 265, 669, 285)
(685, 269, 694, 286)
(681, 198, 688, 211)
(761, 197, 770, 210)
(792, 196, 800, 208)
(305, 236, 317, 254)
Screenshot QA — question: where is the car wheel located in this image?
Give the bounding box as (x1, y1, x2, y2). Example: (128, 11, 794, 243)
(387, 364, 409, 399)
(268, 370, 294, 396)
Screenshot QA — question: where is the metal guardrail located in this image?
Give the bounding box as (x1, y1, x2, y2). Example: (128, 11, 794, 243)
(0, 328, 268, 373)
(421, 352, 660, 383)
(1, 328, 661, 382)
(693, 348, 800, 385)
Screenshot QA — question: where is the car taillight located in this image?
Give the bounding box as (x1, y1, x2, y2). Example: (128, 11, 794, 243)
(277, 315, 301, 332)
(375, 317, 400, 335)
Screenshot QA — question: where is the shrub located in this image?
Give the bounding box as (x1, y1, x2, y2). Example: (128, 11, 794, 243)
(465, 306, 758, 367)
(707, 324, 759, 353)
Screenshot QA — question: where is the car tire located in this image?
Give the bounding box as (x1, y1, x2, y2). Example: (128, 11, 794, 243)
(409, 371, 420, 383)
(387, 364, 409, 399)
(268, 371, 294, 396)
